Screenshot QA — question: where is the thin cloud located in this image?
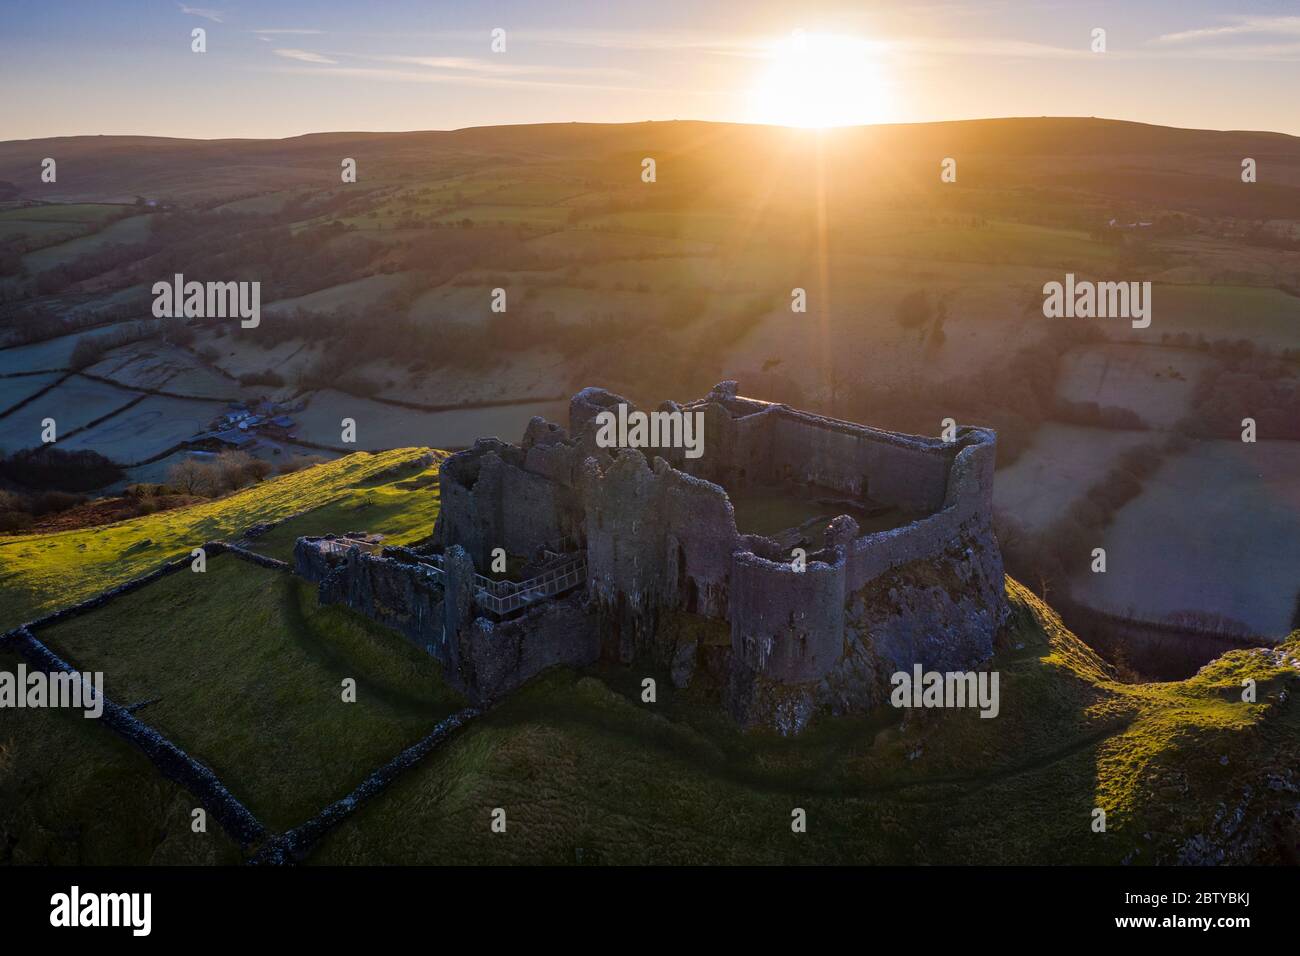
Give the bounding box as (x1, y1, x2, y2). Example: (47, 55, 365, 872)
(179, 4, 223, 22)
(273, 48, 339, 65)
(1143, 42, 1300, 62)
(892, 36, 1091, 59)
(261, 64, 706, 96)
(1152, 16, 1300, 44)
(449, 27, 1090, 62)
(375, 53, 633, 79)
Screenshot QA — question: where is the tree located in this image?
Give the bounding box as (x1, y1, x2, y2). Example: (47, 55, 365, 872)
(166, 457, 208, 495)
(895, 289, 932, 330)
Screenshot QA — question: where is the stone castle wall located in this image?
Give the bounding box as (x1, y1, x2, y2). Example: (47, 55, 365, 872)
(437, 383, 1003, 688)
(310, 381, 1006, 733)
(729, 547, 846, 682)
(679, 389, 958, 512)
(294, 535, 598, 703)
(295, 535, 449, 659)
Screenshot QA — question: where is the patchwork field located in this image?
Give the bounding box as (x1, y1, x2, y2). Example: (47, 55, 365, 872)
(0, 203, 135, 257)
(0, 374, 137, 453)
(86, 342, 239, 399)
(1, 118, 1298, 868)
(844, 220, 1117, 270)
(0, 328, 110, 373)
(525, 228, 714, 260)
(192, 330, 322, 384)
(0, 202, 129, 225)
(370, 349, 569, 406)
(1070, 439, 1300, 636)
(21, 213, 152, 272)
(264, 272, 415, 316)
(719, 265, 1054, 401)
(58, 393, 227, 463)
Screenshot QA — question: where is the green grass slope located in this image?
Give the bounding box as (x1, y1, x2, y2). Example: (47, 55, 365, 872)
(0, 650, 245, 865)
(312, 581, 1300, 865)
(0, 448, 442, 630)
(36, 554, 464, 830)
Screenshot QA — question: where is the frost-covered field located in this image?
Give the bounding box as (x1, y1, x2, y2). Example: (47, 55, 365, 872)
(58, 393, 226, 464)
(1071, 439, 1300, 635)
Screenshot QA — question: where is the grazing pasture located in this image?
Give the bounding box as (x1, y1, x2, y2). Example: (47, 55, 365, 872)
(369, 348, 569, 406)
(38, 554, 464, 830)
(0, 447, 430, 629)
(0, 202, 129, 224)
(21, 213, 152, 272)
(0, 329, 108, 372)
(1115, 284, 1300, 349)
(193, 329, 322, 384)
(1056, 343, 1217, 428)
(264, 272, 415, 316)
(0, 651, 243, 865)
(87, 341, 239, 398)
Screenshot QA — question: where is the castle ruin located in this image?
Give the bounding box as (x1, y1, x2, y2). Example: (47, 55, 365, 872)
(296, 381, 1008, 735)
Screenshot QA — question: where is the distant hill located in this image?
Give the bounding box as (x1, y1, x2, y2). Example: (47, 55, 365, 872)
(3, 117, 1299, 216)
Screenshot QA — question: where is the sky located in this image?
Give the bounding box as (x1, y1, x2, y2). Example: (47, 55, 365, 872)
(2, 0, 1299, 140)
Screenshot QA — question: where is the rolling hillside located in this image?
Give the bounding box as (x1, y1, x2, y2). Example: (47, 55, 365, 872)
(2, 450, 1297, 864)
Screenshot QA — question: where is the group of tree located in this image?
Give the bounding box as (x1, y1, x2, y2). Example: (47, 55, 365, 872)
(0, 446, 125, 492)
(165, 450, 274, 497)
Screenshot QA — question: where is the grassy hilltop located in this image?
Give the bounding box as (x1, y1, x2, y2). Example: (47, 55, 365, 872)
(2, 451, 1297, 865)
(0, 447, 443, 630)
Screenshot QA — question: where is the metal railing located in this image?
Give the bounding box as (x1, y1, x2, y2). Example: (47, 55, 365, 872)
(318, 537, 384, 556)
(406, 550, 587, 618)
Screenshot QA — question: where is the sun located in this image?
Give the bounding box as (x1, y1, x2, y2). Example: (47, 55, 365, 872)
(747, 31, 893, 129)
